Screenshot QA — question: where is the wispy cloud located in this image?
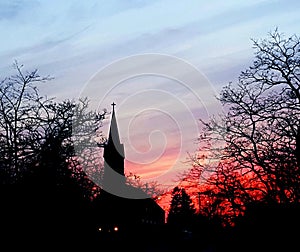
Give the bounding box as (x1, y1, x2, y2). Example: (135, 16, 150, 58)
(1, 0, 300, 186)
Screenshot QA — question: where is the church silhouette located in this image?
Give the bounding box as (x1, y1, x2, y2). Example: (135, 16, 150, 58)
(93, 103, 165, 238)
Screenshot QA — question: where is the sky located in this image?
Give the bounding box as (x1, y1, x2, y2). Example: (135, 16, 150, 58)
(1, 0, 300, 191)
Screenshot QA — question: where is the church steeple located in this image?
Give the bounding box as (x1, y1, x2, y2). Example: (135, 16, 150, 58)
(96, 102, 166, 229)
(102, 102, 125, 191)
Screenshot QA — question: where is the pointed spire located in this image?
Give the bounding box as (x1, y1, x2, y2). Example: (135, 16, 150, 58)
(108, 102, 121, 146)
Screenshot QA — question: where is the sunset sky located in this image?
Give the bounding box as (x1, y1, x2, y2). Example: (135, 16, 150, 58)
(1, 0, 300, 190)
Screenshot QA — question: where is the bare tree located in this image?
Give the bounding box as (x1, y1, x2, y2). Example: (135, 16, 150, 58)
(0, 61, 53, 183)
(184, 28, 300, 224)
(0, 61, 107, 196)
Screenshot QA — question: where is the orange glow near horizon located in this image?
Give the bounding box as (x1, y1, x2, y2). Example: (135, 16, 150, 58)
(124, 148, 181, 181)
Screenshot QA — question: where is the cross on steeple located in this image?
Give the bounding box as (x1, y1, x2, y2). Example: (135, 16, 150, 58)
(111, 102, 116, 112)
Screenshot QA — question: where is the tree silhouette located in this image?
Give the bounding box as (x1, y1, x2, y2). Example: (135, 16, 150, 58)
(182, 28, 300, 227)
(167, 186, 196, 230)
(0, 62, 107, 249)
(0, 61, 52, 184)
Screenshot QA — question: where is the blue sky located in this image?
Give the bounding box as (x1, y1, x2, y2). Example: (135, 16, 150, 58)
(1, 0, 300, 188)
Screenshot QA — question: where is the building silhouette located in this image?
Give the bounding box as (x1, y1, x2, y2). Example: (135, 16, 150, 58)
(93, 102, 165, 236)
